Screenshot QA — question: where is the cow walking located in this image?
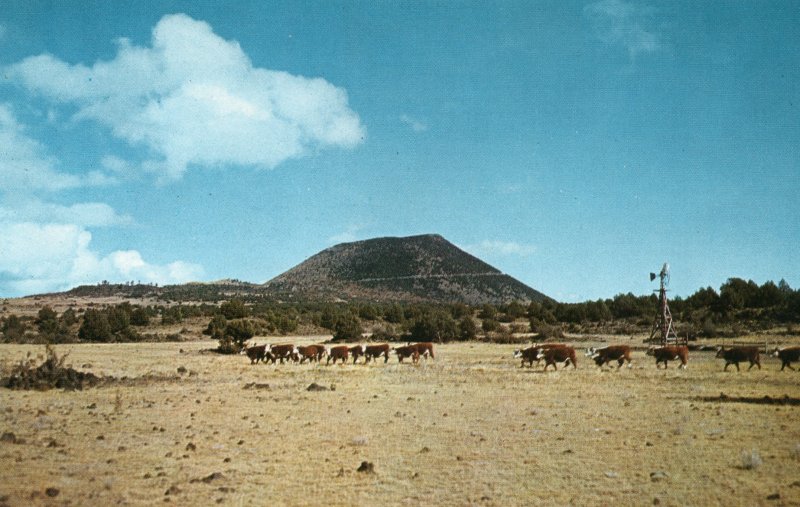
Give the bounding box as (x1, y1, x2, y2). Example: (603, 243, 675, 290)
(716, 346, 761, 371)
(773, 346, 800, 371)
(586, 345, 632, 369)
(646, 345, 689, 369)
(513, 343, 565, 368)
(537, 345, 577, 371)
(364, 344, 391, 363)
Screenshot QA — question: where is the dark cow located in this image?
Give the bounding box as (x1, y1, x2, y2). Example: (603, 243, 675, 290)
(586, 345, 632, 369)
(242, 344, 268, 364)
(393, 345, 420, 364)
(536, 345, 577, 371)
(646, 345, 689, 369)
(773, 346, 800, 371)
(715, 346, 761, 371)
(267, 344, 296, 364)
(327, 345, 350, 365)
(410, 342, 435, 360)
(513, 343, 565, 368)
(364, 344, 391, 363)
(349, 345, 366, 364)
(296, 345, 327, 364)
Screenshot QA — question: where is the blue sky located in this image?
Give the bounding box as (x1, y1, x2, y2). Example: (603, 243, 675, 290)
(1, 1, 798, 301)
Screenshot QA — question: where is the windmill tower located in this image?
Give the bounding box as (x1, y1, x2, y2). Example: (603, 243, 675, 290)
(648, 263, 683, 345)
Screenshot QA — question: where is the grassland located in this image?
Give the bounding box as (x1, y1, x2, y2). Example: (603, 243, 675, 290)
(1, 338, 799, 506)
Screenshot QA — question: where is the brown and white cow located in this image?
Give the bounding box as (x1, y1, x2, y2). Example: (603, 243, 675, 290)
(393, 344, 420, 364)
(349, 345, 366, 364)
(646, 345, 689, 369)
(242, 344, 269, 364)
(586, 345, 632, 369)
(326, 345, 350, 365)
(715, 346, 761, 371)
(296, 344, 327, 364)
(410, 342, 435, 360)
(772, 346, 800, 371)
(536, 345, 577, 371)
(364, 344, 391, 363)
(267, 344, 296, 364)
(513, 343, 565, 368)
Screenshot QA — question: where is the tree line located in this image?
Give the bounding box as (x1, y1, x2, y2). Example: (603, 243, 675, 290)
(2, 277, 798, 347)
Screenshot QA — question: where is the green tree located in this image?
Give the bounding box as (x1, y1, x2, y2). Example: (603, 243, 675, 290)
(36, 306, 59, 335)
(220, 299, 248, 319)
(204, 314, 228, 340)
(408, 310, 458, 342)
(60, 308, 78, 327)
(1, 314, 26, 342)
(458, 316, 478, 341)
(333, 313, 363, 341)
(130, 307, 150, 326)
(78, 310, 112, 342)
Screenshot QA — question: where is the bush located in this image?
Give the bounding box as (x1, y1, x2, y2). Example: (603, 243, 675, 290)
(220, 299, 248, 319)
(407, 310, 458, 342)
(333, 313, 363, 342)
(78, 310, 112, 342)
(458, 316, 478, 341)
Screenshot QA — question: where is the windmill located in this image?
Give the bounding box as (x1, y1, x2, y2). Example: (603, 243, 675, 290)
(648, 263, 683, 345)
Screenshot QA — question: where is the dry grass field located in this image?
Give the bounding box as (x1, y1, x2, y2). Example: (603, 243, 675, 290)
(1, 338, 799, 506)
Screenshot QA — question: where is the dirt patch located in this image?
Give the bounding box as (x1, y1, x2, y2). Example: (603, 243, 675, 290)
(696, 393, 800, 406)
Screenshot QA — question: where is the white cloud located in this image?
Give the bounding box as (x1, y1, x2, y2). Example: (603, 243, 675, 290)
(0, 200, 132, 227)
(584, 0, 661, 59)
(400, 114, 428, 133)
(0, 221, 203, 296)
(0, 104, 117, 191)
(463, 240, 537, 257)
(6, 13, 365, 180)
(0, 104, 82, 191)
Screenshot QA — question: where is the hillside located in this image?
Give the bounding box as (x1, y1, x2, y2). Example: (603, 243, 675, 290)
(33, 234, 550, 305)
(262, 234, 550, 305)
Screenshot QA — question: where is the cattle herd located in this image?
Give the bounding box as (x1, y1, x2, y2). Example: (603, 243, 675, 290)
(241, 342, 434, 365)
(241, 341, 800, 372)
(510, 343, 800, 371)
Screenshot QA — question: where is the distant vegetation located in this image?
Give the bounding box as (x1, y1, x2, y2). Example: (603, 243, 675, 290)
(2, 277, 798, 347)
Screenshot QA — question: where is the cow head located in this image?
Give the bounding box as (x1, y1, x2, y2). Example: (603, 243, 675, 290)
(714, 347, 725, 358)
(585, 347, 596, 357)
(771, 348, 781, 357)
(513, 349, 523, 358)
(645, 346, 656, 356)
(535, 350, 546, 361)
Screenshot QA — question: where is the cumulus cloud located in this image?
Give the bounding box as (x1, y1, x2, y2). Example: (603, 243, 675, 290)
(584, 0, 661, 59)
(0, 200, 132, 227)
(463, 240, 537, 257)
(0, 104, 83, 191)
(6, 13, 365, 180)
(0, 221, 203, 296)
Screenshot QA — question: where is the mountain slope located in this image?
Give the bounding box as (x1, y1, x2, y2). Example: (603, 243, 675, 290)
(262, 234, 549, 304)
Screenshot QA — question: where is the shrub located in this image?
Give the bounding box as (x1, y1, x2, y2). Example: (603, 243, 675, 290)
(78, 310, 112, 342)
(333, 313, 363, 342)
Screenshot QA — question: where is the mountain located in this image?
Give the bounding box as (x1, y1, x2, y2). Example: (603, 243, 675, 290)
(261, 234, 550, 305)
